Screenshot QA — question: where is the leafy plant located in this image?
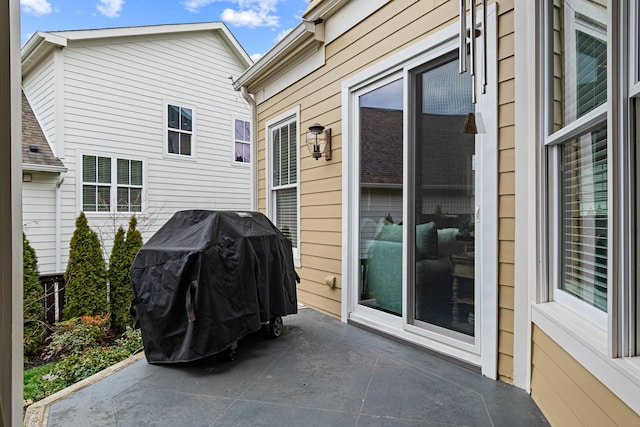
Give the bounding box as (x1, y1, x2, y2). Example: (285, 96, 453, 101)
(45, 315, 110, 359)
(24, 327, 142, 403)
(63, 212, 108, 319)
(23, 232, 47, 355)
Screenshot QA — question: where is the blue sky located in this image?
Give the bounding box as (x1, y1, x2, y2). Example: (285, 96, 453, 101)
(20, 0, 310, 61)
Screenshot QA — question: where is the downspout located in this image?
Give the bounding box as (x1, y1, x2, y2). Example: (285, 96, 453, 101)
(239, 86, 258, 211)
(55, 173, 64, 272)
(54, 172, 64, 321)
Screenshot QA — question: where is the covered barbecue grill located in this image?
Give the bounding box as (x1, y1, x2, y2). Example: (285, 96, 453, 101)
(130, 210, 298, 363)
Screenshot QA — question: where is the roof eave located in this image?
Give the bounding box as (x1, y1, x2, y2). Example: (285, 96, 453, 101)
(22, 163, 67, 173)
(233, 21, 322, 90)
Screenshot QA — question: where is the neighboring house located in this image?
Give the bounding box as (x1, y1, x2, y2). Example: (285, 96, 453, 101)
(22, 89, 67, 276)
(21, 22, 253, 276)
(233, 0, 640, 425)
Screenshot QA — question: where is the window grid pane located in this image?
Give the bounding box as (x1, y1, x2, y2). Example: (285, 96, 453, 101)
(560, 127, 608, 311)
(552, 0, 607, 132)
(117, 159, 129, 185)
(167, 105, 193, 155)
(276, 187, 298, 247)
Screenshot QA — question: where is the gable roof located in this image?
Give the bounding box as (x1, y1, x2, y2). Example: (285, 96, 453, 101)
(22, 22, 252, 77)
(22, 91, 66, 173)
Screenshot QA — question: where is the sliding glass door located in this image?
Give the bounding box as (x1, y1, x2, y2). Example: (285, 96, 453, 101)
(411, 56, 476, 338)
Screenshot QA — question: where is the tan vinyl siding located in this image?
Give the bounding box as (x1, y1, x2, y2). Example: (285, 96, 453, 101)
(256, 0, 478, 318)
(497, 1, 515, 383)
(531, 326, 640, 426)
(257, 0, 515, 336)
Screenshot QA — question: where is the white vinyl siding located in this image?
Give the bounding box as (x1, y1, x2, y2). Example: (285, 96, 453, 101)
(61, 31, 252, 218)
(22, 56, 57, 148)
(22, 174, 59, 274)
(23, 29, 252, 274)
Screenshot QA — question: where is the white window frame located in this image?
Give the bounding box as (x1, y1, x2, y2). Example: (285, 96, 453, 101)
(265, 106, 300, 267)
(527, 0, 640, 414)
(232, 117, 252, 165)
(78, 153, 146, 215)
(341, 6, 498, 377)
(164, 101, 196, 159)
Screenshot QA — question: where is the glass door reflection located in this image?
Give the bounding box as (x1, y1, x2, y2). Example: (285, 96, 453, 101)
(412, 56, 476, 336)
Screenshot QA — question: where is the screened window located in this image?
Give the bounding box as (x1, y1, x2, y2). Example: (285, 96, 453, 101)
(117, 159, 143, 212)
(83, 155, 111, 212)
(82, 155, 144, 213)
(270, 117, 298, 250)
(234, 119, 251, 163)
(167, 104, 193, 156)
(546, 0, 608, 315)
(560, 127, 608, 311)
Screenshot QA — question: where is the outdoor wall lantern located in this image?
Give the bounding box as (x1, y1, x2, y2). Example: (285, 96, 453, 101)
(306, 123, 332, 161)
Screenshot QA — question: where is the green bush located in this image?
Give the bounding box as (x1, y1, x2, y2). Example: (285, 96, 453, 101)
(23, 233, 47, 355)
(109, 216, 143, 332)
(63, 212, 108, 319)
(108, 227, 129, 331)
(24, 327, 142, 403)
(45, 315, 110, 359)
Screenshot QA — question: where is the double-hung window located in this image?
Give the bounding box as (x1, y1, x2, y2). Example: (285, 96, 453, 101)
(167, 104, 193, 156)
(543, 0, 608, 325)
(542, 0, 640, 357)
(267, 109, 299, 264)
(82, 154, 143, 213)
(234, 118, 251, 163)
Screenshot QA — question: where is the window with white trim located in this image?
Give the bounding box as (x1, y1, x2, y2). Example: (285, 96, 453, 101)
(543, 0, 640, 358)
(82, 155, 143, 213)
(167, 104, 193, 156)
(234, 118, 251, 163)
(267, 113, 299, 262)
(544, 0, 608, 324)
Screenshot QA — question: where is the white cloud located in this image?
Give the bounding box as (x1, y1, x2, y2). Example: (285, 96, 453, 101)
(250, 53, 263, 62)
(184, 0, 281, 28)
(183, 0, 216, 13)
(222, 7, 278, 28)
(96, 0, 124, 18)
(21, 0, 52, 16)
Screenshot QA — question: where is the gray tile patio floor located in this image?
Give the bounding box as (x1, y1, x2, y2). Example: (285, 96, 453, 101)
(36, 308, 549, 427)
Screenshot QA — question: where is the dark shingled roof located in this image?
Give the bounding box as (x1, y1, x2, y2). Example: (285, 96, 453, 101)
(22, 90, 65, 170)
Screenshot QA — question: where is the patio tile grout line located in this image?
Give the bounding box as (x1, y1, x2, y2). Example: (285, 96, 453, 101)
(355, 352, 381, 426)
(208, 348, 288, 426)
(375, 352, 497, 426)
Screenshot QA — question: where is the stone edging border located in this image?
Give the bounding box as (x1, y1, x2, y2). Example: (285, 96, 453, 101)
(23, 351, 146, 427)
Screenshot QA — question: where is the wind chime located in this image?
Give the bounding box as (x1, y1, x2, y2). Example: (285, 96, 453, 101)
(459, 0, 487, 134)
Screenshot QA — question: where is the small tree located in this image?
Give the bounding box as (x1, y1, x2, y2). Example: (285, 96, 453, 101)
(23, 233, 46, 354)
(109, 216, 143, 332)
(125, 215, 143, 261)
(108, 227, 129, 331)
(63, 212, 108, 320)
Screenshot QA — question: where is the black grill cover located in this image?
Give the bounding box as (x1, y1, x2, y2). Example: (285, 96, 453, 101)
(130, 210, 298, 363)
